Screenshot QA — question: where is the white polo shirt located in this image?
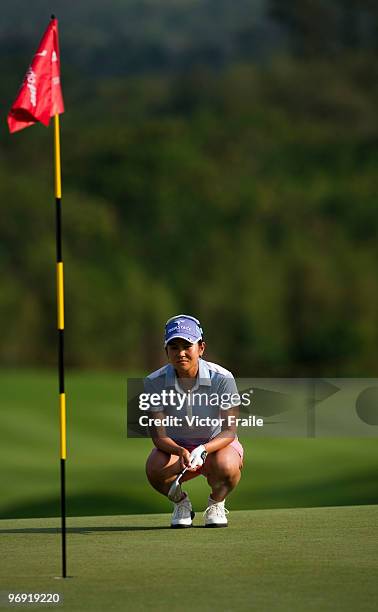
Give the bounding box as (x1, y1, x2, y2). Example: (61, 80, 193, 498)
(143, 358, 239, 445)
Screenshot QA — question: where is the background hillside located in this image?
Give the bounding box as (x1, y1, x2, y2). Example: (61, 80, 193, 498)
(0, 0, 377, 376)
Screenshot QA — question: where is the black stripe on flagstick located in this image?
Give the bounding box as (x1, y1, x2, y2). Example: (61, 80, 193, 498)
(58, 330, 64, 394)
(56, 197, 62, 262)
(60, 458, 67, 578)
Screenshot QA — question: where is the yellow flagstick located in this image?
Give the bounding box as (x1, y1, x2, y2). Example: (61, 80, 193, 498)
(54, 112, 67, 578)
(8, 12, 67, 579)
(54, 114, 62, 199)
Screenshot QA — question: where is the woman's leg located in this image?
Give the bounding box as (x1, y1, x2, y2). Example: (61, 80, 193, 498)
(203, 445, 242, 502)
(145, 447, 181, 496)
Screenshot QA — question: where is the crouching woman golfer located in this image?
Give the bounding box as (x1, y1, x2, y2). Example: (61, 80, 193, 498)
(144, 315, 243, 528)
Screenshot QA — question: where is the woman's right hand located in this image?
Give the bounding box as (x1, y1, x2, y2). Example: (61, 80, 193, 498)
(178, 447, 191, 470)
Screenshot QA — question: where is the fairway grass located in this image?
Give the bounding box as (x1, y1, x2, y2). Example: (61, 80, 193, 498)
(1, 505, 377, 612)
(1, 370, 378, 519)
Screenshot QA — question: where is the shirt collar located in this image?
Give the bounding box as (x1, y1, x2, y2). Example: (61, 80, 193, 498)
(165, 358, 212, 388)
(198, 358, 211, 385)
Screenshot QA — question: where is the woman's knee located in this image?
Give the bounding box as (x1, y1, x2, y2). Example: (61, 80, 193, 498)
(206, 449, 241, 481)
(145, 449, 180, 484)
(146, 450, 165, 479)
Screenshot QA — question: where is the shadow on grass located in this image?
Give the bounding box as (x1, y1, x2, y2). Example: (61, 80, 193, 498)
(0, 525, 172, 534)
(0, 525, 207, 534)
(0, 493, 164, 520)
(2, 470, 378, 521)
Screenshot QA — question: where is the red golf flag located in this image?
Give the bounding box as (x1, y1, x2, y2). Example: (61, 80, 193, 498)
(7, 17, 64, 133)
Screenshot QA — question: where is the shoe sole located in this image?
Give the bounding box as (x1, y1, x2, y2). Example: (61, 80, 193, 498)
(170, 511, 195, 529)
(204, 523, 228, 528)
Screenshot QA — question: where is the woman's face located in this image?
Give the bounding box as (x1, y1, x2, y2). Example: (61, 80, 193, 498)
(166, 338, 205, 378)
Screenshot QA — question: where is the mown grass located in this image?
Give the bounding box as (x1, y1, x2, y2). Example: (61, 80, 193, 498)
(1, 506, 377, 611)
(1, 370, 377, 518)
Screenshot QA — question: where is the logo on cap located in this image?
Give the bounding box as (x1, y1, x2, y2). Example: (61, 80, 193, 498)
(164, 314, 203, 346)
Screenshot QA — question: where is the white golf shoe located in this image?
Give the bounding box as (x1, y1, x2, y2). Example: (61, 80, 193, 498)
(203, 497, 229, 528)
(170, 493, 195, 529)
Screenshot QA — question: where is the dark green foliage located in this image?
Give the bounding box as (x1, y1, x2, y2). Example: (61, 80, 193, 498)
(268, 0, 378, 57)
(0, 3, 377, 375)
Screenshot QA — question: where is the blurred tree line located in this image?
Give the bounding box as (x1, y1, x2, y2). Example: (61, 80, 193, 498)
(0, 0, 377, 376)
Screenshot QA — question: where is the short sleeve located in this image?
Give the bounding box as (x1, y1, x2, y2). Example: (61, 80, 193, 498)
(143, 377, 165, 413)
(216, 374, 240, 411)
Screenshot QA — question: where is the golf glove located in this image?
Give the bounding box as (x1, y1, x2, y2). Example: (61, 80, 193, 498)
(189, 445, 208, 468)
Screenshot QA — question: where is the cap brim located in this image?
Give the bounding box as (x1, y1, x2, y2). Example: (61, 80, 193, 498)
(164, 333, 202, 347)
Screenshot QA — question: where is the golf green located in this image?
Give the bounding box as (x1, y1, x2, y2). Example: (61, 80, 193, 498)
(1, 505, 377, 611)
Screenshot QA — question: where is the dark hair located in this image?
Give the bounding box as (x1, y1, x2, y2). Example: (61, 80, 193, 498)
(165, 338, 204, 351)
